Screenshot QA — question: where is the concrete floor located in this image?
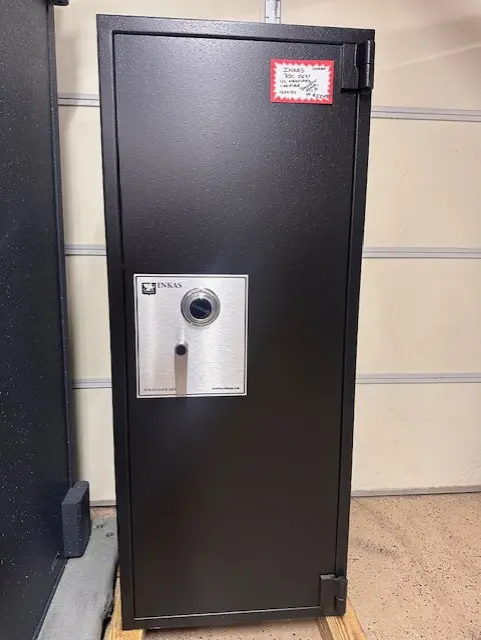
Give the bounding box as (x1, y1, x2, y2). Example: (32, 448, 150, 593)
(103, 493, 481, 639)
(349, 494, 481, 640)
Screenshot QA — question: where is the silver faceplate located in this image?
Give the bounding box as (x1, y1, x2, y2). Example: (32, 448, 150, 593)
(134, 275, 248, 398)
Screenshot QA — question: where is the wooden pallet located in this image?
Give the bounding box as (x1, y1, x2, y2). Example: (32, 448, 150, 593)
(105, 581, 365, 640)
(104, 579, 145, 640)
(317, 601, 367, 640)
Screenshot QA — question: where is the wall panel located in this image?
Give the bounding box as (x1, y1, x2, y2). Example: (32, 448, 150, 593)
(353, 383, 481, 491)
(59, 106, 104, 245)
(75, 388, 115, 502)
(365, 119, 481, 248)
(66, 256, 111, 379)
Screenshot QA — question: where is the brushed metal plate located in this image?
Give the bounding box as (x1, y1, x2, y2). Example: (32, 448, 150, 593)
(134, 275, 248, 398)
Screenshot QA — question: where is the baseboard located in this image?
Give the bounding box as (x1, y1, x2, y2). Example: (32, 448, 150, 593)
(91, 486, 481, 507)
(352, 485, 481, 497)
(91, 500, 117, 507)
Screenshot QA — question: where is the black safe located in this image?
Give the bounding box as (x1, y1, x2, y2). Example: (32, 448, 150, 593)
(98, 15, 374, 631)
(0, 1, 76, 638)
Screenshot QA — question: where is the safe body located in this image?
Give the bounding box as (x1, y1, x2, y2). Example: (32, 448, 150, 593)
(0, 2, 74, 637)
(98, 16, 374, 630)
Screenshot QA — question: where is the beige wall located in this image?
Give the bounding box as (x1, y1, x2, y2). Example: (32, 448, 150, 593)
(283, 0, 481, 109)
(353, 384, 481, 491)
(55, 0, 481, 502)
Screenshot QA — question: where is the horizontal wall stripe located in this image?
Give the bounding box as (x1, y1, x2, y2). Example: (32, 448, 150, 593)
(57, 93, 481, 123)
(73, 373, 481, 389)
(65, 244, 481, 259)
(59, 93, 100, 107)
(65, 244, 106, 256)
(372, 106, 481, 123)
(363, 247, 481, 259)
(73, 378, 112, 390)
(357, 373, 481, 384)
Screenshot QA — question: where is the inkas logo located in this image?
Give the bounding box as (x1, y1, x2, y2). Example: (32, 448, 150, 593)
(142, 282, 157, 295)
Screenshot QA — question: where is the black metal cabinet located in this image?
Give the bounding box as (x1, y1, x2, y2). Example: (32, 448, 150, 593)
(0, 1, 73, 638)
(98, 16, 374, 631)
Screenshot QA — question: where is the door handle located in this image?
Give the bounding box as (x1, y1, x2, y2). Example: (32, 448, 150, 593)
(174, 342, 188, 396)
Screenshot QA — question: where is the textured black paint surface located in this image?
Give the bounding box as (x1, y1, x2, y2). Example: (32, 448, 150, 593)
(117, 34, 354, 619)
(0, 1, 70, 638)
(98, 16, 373, 629)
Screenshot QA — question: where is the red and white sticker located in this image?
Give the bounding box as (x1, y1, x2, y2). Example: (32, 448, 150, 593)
(270, 59, 334, 104)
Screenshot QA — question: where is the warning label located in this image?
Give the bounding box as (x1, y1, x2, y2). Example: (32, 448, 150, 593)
(270, 59, 334, 104)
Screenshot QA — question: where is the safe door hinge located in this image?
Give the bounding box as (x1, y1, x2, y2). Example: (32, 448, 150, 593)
(357, 40, 375, 91)
(319, 574, 348, 616)
(341, 40, 375, 92)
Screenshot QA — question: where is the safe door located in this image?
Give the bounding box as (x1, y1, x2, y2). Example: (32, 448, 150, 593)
(98, 16, 374, 630)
